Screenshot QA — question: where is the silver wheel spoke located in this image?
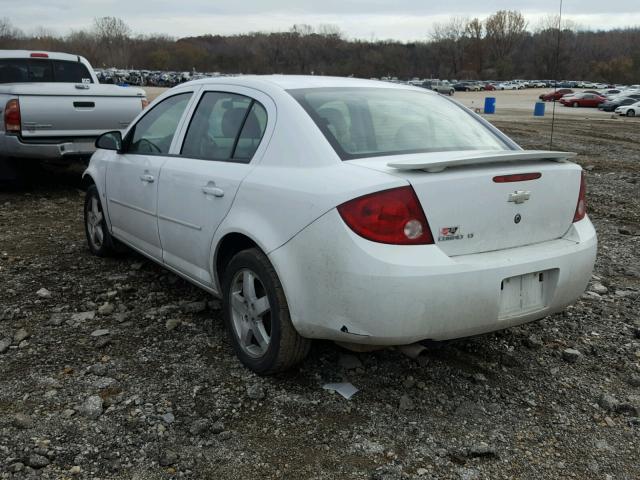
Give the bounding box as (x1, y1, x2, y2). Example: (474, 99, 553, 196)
(253, 296, 270, 316)
(95, 226, 104, 245)
(252, 321, 270, 351)
(241, 320, 254, 346)
(231, 292, 247, 316)
(242, 271, 257, 301)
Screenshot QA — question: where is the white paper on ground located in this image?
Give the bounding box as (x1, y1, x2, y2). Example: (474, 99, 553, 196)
(397, 343, 427, 360)
(323, 382, 359, 400)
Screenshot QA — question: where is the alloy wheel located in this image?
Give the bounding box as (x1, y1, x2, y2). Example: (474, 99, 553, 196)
(86, 196, 104, 250)
(229, 268, 272, 358)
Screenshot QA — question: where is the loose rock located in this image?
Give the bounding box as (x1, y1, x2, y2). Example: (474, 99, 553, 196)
(13, 328, 30, 344)
(28, 454, 50, 469)
(36, 288, 52, 298)
(562, 348, 582, 363)
(246, 383, 266, 400)
(159, 450, 178, 467)
(78, 395, 103, 419)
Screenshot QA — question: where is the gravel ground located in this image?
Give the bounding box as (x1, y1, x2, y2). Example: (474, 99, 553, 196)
(0, 115, 639, 480)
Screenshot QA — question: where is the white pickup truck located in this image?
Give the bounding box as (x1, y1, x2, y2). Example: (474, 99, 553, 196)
(0, 50, 146, 180)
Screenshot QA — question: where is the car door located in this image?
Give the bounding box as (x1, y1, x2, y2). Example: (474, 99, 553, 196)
(106, 91, 194, 260)
(157, 87, 272, 287)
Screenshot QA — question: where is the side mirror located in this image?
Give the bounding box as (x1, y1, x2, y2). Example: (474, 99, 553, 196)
(95, 131, 122, 151)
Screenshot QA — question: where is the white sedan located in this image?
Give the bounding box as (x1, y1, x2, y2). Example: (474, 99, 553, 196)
(83, 76, 597, 374)
(615, 100, 640, 117)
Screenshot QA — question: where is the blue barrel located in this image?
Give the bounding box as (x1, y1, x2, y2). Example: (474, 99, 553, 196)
(534, 102, 545, 116)
(484, 97, 496, 114)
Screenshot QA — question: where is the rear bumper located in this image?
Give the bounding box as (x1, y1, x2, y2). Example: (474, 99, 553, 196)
(269, 210, 597, 345)
(0, 133, 96, 160)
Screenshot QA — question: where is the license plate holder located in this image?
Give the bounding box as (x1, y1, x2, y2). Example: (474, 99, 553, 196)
(499, 271, 548, 319)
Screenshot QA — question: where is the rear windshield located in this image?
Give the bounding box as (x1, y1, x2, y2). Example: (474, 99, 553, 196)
(0, 59, 94, 84)
(289, 87, 508, 160)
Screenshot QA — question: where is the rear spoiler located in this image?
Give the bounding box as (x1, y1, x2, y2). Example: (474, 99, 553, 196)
(387, 150, 577, 173)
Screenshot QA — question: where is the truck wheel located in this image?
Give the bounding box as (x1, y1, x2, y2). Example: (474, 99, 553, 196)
(84, 184, 123, 256)
(222, 248, 310, 375)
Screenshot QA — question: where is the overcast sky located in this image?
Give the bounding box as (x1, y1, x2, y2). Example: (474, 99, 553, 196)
(3, 0, 640, 41)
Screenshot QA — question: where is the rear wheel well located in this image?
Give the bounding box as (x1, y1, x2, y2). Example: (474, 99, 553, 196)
(215, 233, 260, 287)
(81, 174, 95, 190)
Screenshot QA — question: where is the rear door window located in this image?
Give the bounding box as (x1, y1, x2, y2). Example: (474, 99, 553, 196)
(181, 91, 267, 163)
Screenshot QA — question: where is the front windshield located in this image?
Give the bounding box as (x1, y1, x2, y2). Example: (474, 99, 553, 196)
(289, 87, 508, 160)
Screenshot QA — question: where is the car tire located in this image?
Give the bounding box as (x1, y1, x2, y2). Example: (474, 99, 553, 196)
(449, 90, 454, 96)
(84, 184, 124, 257)
(222, 248, 311, 375)
(573, 102, 579, 108)
(627, 110, 636, 117)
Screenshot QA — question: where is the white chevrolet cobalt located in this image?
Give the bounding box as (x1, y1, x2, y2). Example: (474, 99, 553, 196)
(83, 76, 597, 374)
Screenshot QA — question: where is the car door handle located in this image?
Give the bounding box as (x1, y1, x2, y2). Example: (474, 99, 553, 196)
(202, 185, 224, 197)
(139, 174, 155, 183)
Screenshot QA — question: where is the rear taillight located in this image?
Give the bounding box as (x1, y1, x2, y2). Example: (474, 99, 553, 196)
(573, 171, 587, 222)
(337, 186, 434, 245)
(4, 99, 20, 133)
(141, 98, 149, 109)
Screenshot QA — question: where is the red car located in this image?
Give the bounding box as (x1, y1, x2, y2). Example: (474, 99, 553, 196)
(484, 83, 496, 91)
(559, 93, 605, 108)
(539, 89, 573, 101)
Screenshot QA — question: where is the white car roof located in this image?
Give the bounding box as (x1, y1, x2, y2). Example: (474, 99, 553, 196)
(182, 74, 422, 93)
(0, 49, 83, 62)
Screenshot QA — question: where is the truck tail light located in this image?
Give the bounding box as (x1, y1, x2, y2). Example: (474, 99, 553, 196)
(4, 99, 21, 133)
(30, 52, 49, 58)
(573, 171, 587, 222)
(337, 186, 434, 245)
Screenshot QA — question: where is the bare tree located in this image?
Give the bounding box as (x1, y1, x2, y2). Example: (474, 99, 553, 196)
(465, 18, 484, 75)
(431, 17, 468, 77)
(0, 17, 22, 48)
(93, 17, 132, 67)
(485, 10, 527, 77)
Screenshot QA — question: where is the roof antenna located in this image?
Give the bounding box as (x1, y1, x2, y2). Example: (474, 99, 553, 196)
(549, 0, 563, 149)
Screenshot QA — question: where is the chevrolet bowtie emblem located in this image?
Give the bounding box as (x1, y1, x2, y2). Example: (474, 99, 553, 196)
(508, 190, 531, 204)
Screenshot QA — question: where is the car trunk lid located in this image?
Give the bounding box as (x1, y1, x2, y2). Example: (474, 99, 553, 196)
(350, 150, 582, 256)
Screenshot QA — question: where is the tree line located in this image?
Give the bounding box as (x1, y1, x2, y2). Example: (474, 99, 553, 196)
(1, 12, 639, 83)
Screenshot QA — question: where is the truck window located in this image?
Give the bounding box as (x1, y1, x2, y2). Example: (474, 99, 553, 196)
(0, 59, 93, 84)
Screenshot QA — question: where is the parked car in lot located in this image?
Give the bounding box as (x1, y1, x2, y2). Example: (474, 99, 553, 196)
(615, 100, 640, 116)
(422, 80, 455, 95)
(0, 50, 147, 180)
(559, 93, 605, 108)
(83, 76, 596, 374)
(484, 83, 497, 91)
(539, 89, 574, 101)
(598, 96, 638, 112)
(453, 81, 481, 92)
(497, 82, 519, 90)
